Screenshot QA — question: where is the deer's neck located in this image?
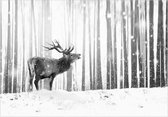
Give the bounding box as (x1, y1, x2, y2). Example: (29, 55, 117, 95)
(57, 57, 71, 74)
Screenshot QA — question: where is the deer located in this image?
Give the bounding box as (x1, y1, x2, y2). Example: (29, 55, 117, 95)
(27, 40, 81, 91)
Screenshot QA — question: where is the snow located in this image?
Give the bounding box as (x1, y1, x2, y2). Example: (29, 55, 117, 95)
(0, 87, 168, 117)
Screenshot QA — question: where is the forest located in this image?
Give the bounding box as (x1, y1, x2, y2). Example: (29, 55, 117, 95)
(0, 0, 168, 94)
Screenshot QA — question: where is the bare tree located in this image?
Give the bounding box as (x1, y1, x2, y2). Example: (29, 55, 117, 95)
(106, 0, 111, 89)
(66, 0, 74, 91)
(0, 0, 2, 94)
(88, 1, 93, 90)
(92, 0, 97, 90)
(21, 0, 26, 92)
(166, 0, 168, 86)
(113, 0, 117, 88)
(96, 0, 102, 89)
(122, 0, 128, 88)
(3, 0, 11, 93)
(82, 0, 86, 91)
(131, 0, 137, 88)
(13, 0, 18, 93)
(149, 0, 155, 87)
(156, 0, 165, 87)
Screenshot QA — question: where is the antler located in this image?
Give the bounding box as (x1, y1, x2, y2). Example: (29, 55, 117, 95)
(43, 40, 74, 55)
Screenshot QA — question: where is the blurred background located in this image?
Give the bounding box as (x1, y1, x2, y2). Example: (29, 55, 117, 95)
(0, 0, 168, 93)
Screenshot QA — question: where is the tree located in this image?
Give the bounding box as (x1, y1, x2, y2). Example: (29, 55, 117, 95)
(92, 0, 97, 90)
(82, 0, 86, 91)
(148, 0, 155, 87)
(122, 0, 128, 88)
(156, 0, 165, 87)
(0, 0, 2, 93)
(127, 0, 132, 88)
(131, 0, 137, 88)
(134, 0, 140, 88)
(106, 0, 111, 89)
(66, 0, 74, 91)
(166, 0, 168, 86)
(88, 1, 93, 90)
(159, 0, 165, 87)
(3, 0, 11, 93)
(113, 0, 117, 88)
(21, 0, 26, 92)
(96, 0, 102, 89)
(13, 0, 18, 93)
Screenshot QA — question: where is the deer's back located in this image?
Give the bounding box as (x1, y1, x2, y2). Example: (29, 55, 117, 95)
(28, 57, 59, 78)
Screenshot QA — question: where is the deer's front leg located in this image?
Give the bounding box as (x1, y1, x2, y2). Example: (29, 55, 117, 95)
(34, 76, 40, 90)
(49, 77, 54, 90)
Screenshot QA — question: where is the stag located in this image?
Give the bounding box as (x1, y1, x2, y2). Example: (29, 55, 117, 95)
(27, 40, 81, 91)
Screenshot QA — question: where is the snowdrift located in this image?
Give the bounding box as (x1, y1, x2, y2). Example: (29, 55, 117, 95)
(0, 87, 168, 116)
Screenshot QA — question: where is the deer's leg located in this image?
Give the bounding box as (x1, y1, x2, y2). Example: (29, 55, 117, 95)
(29, 78, 33, 91)
(34, 78, 39, 90)
(49, 77, 54, 90)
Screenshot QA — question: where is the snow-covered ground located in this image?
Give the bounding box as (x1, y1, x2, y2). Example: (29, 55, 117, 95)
(0, 87, 168, 117)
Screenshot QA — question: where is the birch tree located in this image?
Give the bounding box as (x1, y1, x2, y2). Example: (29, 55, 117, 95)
(88, 1, 93, 90)
(113, 0, 117, 88)
(3, 0, 11, 93)
(13, 0, 18, 93)
(92, 0, 97, 90)
(82, 0, 86, 91)
(106, 0, 111, 89)
(66, 0, 74, 91)
(156, 0, 165, 87)
(96, 0, 102, 89)
(0, 0, 2, 94)
(130, 0, 137, 88)
(166, 0, 168, 86)
(122, 0, 128, 88)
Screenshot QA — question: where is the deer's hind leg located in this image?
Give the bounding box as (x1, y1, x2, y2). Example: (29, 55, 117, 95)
(29, 78, 33, 91)
(28, 72, 34, 92)
(49, 74, 55, 90)
(28, 62, 35, 92)
(34, 76, 40, 90)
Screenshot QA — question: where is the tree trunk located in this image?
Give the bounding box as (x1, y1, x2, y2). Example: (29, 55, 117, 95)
(149, 0, 155, 87)
(106, 0, 111, 89)
(122, 0, 128, 88)
(13, 0, 18, 93)
(166, 0, 168, 86)
(156, 0, 165, 87)
(21, 3, 25, 92)
(82, 0, 86, 91)
(127, 0, 132, 88)
(88, 1, 93, 90)
(93, 0, 97, 90)
(96, 0, 102, 89)
(145, 0, 148, 87)
(0, 0, 2, 94)
(3, 0, 11, 93)
(139, 0, 145, 88)
(131, 0, 137, 88)
(113, 0, 117, 88)
(67, 0, 73, 91)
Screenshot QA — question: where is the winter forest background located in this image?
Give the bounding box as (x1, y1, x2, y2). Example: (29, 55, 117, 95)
(0, 0, 168, 94)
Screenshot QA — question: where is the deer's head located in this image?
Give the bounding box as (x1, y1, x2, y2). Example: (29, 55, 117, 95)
(44, 40, 81, 63)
